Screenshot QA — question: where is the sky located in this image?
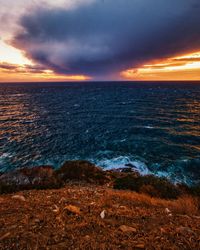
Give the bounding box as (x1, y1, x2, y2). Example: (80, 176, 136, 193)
(0, 0, 200, 82)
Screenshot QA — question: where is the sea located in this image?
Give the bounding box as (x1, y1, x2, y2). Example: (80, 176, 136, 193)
(0, 81, 200, 185)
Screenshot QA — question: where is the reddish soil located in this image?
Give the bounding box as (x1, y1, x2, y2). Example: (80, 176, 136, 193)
(0, 183, 200, 250)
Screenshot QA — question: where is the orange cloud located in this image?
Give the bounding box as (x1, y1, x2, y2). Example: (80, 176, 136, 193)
(0, 62, 91, 82)
(121, 52, 200, 81)
(0, 39, 90, 82)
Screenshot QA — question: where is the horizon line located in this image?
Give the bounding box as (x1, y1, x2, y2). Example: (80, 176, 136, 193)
(1, 80, 200, 84)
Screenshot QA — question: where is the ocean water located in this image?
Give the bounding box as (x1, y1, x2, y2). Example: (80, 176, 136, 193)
(0, 81, 200, 185)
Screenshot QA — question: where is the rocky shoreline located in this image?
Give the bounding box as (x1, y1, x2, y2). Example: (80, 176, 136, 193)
(0, 160, 200, 199)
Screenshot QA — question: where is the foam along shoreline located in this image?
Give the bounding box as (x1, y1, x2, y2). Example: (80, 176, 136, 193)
(95, 156, 150, 175)
(95, 156, 200, 186)
(1, 153, 200, 186)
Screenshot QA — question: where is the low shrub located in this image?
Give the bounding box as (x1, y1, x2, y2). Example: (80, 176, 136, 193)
(0, 166, 62, 194)
(139, 184, 160, 197)
(188, 184, 200, 197)
(113, 174, 180, 199)
(55, 160, 109, 185)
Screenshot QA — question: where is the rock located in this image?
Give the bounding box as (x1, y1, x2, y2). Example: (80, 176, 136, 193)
(100, 210, 106, 219)
(119, 225, 137, 233)
(165, 208, 172, 217)
(109, 166, 139, 175)
(119, 206, 127, 210)
(52, 205, 60, 213)
(160, 228, 167, 234)
(64, 205, 81, 215)
(135, 244, 145, 249)
(123, 164, 140, 173)
(165, 208, 171, 214)
(84, 235, 90, 240)
(120, 167, 134, 173)
(34, 219, 41, 224)
(125, 163, 137, 168)
(12, 195, 26, 202)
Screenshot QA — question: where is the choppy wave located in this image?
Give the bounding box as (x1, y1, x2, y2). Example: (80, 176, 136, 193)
(0, 153, 13, 172)
(95, 156, 150, 175)
(95, 155, 200, 185)
(0, 82, 200, 185)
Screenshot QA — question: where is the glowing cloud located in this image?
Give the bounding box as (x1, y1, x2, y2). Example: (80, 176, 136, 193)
(0, 0, 200, 81)
(121, 52, 200, 81)
(0, 40, 31, 65)
(0, 62, 90, 82)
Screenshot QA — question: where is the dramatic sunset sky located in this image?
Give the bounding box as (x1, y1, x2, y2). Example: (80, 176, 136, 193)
(0, 0, 200, 82)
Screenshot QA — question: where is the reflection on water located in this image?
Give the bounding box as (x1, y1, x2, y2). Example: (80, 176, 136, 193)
(0, 82, 200, 184)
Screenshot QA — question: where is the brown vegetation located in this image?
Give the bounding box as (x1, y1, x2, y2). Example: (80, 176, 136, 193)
(55, 160, 109, 185)
(0, 160, 200, 249)
(113, 174, 181, 199)
(0, 161, 200, 199)
(0, 184, 200, 250)
(0, 166, 61, 194)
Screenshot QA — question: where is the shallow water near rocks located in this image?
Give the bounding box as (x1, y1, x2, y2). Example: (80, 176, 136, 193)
(0, 81, 200, 185)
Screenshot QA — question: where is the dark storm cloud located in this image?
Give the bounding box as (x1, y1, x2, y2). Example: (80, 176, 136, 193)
(12, 0, 200, 78)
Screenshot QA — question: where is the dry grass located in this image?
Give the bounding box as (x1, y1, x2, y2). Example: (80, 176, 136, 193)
(103, 189, 199, 215)
(1, 184, 200, 250)
(165, 196, 199, 215)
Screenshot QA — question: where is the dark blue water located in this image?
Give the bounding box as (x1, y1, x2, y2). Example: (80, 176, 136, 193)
(0, 82, 200, 185)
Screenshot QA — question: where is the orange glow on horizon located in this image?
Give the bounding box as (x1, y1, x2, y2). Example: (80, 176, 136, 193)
(0, 63, 91, 82)
(1, 39, 200, 82)
(121, 51, 200, 81)
(0, 41, 91, 82)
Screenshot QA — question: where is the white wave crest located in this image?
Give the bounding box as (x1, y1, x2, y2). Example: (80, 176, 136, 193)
(96, 156, 151, 176)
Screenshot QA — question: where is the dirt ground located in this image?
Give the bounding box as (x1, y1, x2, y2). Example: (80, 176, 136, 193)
(0, 183, 200, 250)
